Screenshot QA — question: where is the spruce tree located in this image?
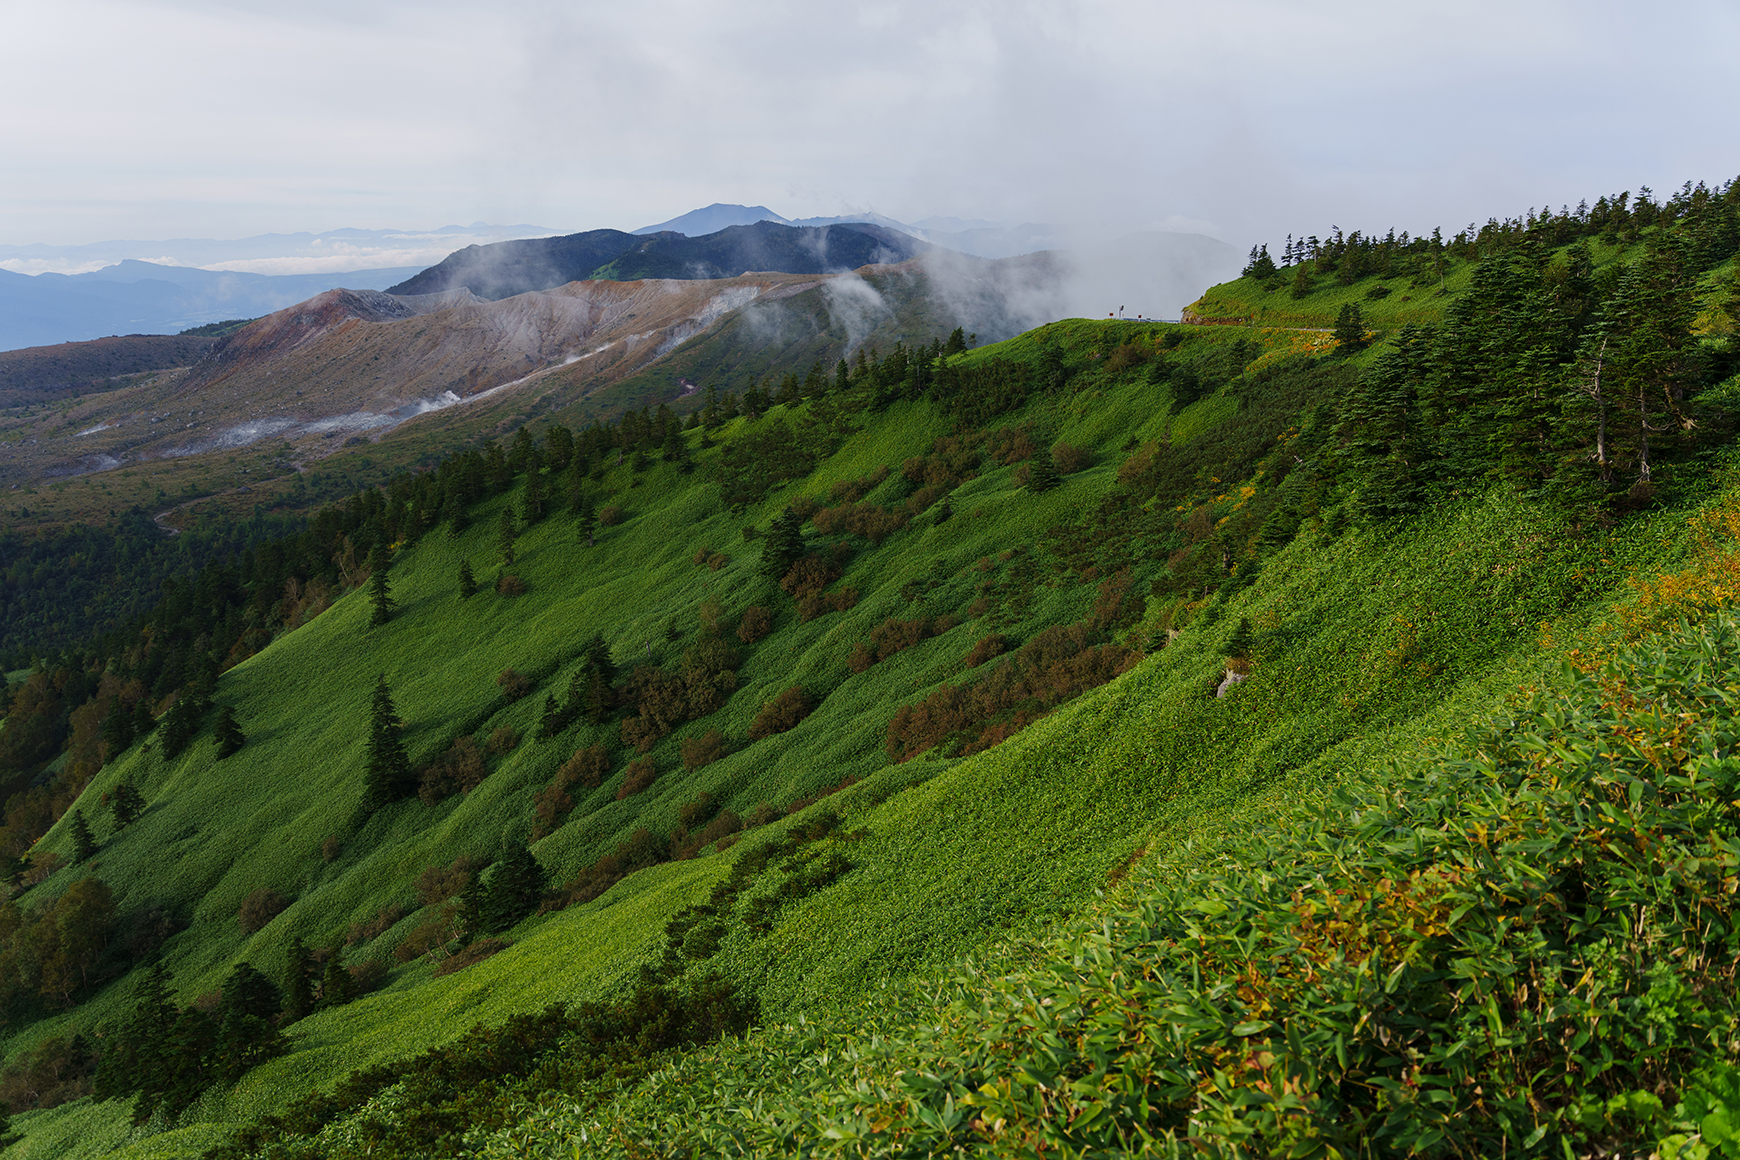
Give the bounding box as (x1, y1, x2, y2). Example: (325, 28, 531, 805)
(281, 935, 315, 1023)
(485, 839, 548, 932)
(1226, 617, 1255, 660)
(537, 694, 562, 741)
(759, 506, 806, 582)
(1027, 443, 1060, 493)
(576, 497, 597, 548)
(159, 693, 205, 759)
(363, 675, 412, 809)
(317, 955, 354, 1009)
(101, 694, 133, 761)
(1332, 302, 1370, 354)
(367, 547, 394, 626)
(131, 696, 156, 740)
(110, 779, 145, 829)
(213, 705, 245, 759)
(458, 558, 478, 598)
(496, 508, 517, 566)
(70, 810, 96, 862)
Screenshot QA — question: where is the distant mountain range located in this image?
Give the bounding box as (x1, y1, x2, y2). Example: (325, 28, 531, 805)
(0, 261, 424, 352)
(0, 206, 1230, 355)
(387, 222, 931, 299)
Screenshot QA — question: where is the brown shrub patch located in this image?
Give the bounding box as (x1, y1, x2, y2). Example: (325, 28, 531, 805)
(748, 686, 813, 740)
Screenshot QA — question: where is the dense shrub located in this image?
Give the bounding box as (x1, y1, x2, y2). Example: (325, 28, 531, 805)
(748, 687, 813, 740)
(682, 729, 725, 771)
(886, 623, 1134, 762)
(616, 757, 657, 800)
(236, 888, 289, 935)
(1051, 440, 1091, 474)
(496, 669, 531, 700)
(495, 573, 527, 596)
(962, 633, 1009, 668)
(346, 904, 404, 947)
(432, 937, 508, 978)
(738, 606, 773, 643)
(486, 726, 519, 754)
(414, 856, 478, 907)
(597, 505, 624, 526)
(416, 736, 488, 803)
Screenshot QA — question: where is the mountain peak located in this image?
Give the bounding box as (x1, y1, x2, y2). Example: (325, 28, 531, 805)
(632, 204, 790, 237)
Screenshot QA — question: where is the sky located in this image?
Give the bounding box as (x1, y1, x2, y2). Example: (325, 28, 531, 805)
(3, 0, 1736, 270)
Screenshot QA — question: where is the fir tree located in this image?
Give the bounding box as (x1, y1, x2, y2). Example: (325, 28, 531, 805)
(363, 675, 412, 809)
(367, 547, 394, 626)
(130, 696, 156, 740)
(159, 693, 205, 759)
(317, 954, 354, 1009)
(496, 508, 517, 567)
(213, 962, 286, 1082)
(101, 694, 133, 761)
(485, 839, 548, 932)
(759, 506, 806, 582)
(213, 705, 245, 759)
(537, 694, 562, 741)
(70, 809, 96, 862)
(1332, 303, 1370, 354)
(110, 779, 145, 829)
(576, 497, 597, 548)
(1027, 443, 1060, 493)
(281, 935, 316, 1023)
(458, 559, 478, 599)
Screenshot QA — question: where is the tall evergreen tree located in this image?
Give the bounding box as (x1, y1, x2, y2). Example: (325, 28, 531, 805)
(101, 694, 134, 761)
(70, 809, 96, 862)
(212, 705, 245, 759)
(496, 509, 517, 566)
(458, 558, 478, 599)
(1027, 443, 1060, 493)
(537, 694, 562, 742)
(363, 675, 413, 809)
(158, 693, 205, 759)
(759, 506, 806, 582)
(1332, 303, 1370, 354)
(367, 547, 394, 626)
(576, 496, 597, 548)
(485, 839, 548, 932)
(280, 935, 316, 1024)
(110, 779, 145, 829)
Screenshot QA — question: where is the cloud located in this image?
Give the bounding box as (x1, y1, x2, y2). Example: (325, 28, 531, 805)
(2, 0, 1735, 260)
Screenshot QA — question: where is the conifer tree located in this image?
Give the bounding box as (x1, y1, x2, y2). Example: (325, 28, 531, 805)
(485, 839, 548, 932)
(70, 809, 96, 862)
(537, 694, 562, 741)
(759, 506, 806, 582)
(363, 675, 412, 809)
(458, 558, 478, 599)
(131, 696, 156, 740)
(110, 779, 145, 829)
(496, 508, 517, 566)
(281, 935, 316, 1023)
(576, 498, 597, 548)
(213, 962, 286, 1081)
(159, 693, 205, 759)
(93, 959, 175, 1106)
(1027, 443, 1060, 493)
(213, 705, 245, 759)
(1332, 303, 1370, 354)
(317, 954, 354, 1009)
(101, 694, 133, 761)
(367, 547, 394, 626)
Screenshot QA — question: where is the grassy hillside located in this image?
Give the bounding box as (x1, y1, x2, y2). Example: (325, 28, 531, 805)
(4, 182, 1740, 1156)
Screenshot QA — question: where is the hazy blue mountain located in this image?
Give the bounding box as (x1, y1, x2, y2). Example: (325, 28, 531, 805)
(0, 262, 424, 352)
(632, 204, 790, 236)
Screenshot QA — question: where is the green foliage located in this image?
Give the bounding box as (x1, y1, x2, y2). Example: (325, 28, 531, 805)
(213, 705, 245, 760)
(362, 675, 412, 809)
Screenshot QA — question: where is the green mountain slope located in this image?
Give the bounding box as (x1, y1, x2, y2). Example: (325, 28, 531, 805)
(3, 180, 1740, 1158)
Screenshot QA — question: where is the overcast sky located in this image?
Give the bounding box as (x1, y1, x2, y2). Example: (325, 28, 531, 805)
(4, 0, 1735, 262)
